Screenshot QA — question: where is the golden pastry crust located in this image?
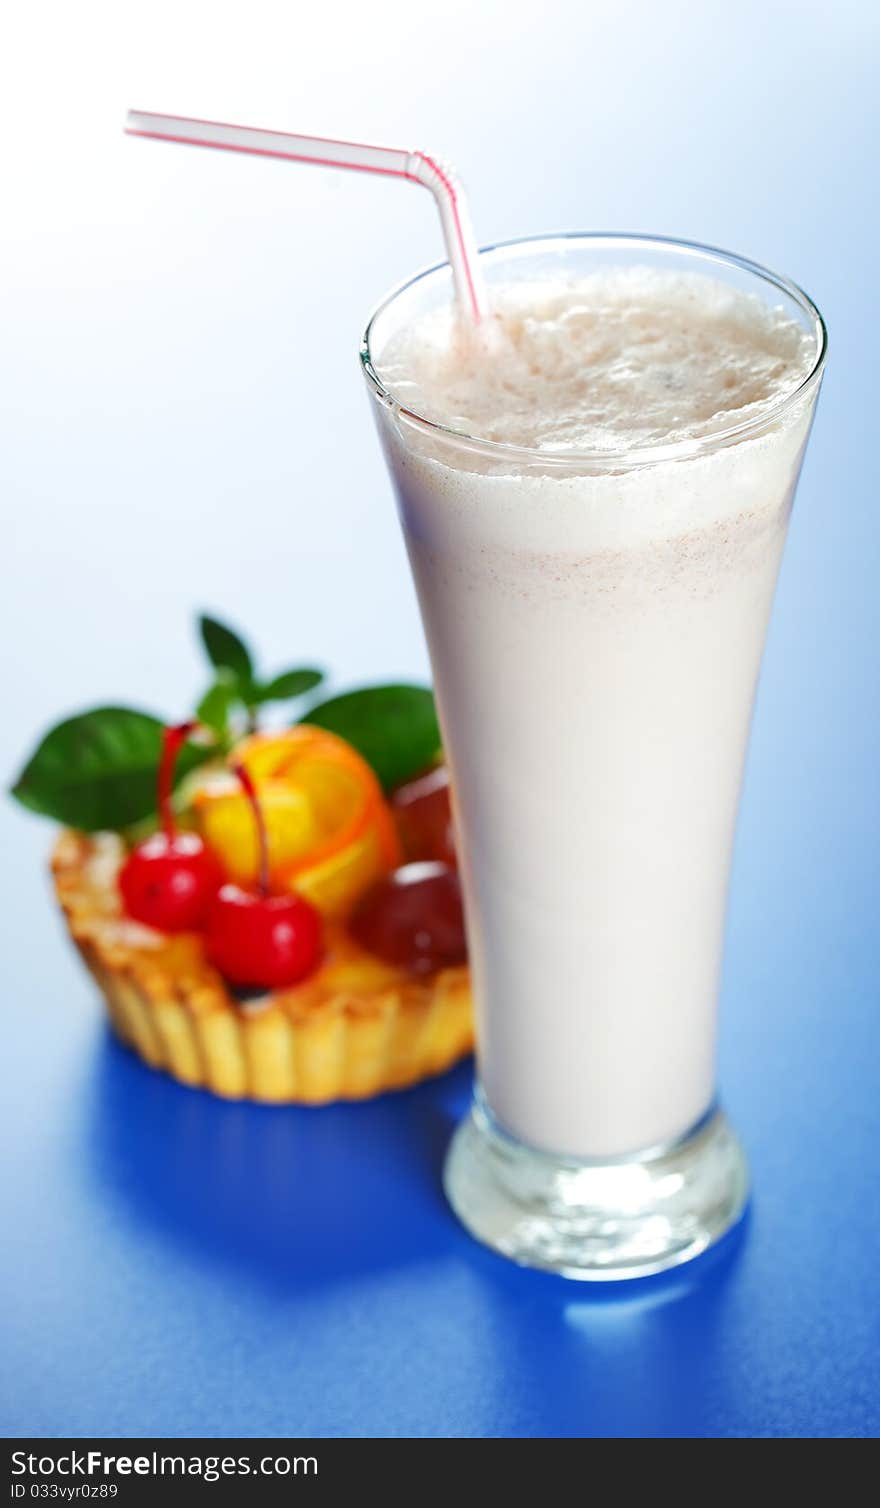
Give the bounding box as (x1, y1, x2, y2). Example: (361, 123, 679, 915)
(52, 831, 473, 1103)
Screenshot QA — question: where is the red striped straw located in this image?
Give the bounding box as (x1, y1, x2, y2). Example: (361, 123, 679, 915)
(125, 110, 488, 324)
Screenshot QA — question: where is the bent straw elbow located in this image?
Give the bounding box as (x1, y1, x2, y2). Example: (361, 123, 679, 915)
(406, 151, 488, 323)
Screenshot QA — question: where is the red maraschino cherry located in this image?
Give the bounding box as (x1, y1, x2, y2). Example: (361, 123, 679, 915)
(119, 722, 222, 932)
(205, 762, 322, 990)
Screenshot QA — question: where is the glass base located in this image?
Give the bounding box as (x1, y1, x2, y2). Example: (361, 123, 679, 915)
(443, 1093, 749, 1281)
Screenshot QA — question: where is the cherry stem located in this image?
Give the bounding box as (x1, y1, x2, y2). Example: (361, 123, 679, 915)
(159, 722, 197, 839)
(233, 762, 270, 896)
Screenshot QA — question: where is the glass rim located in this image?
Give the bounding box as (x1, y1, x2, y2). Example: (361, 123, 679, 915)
(360, 231, 827, 470)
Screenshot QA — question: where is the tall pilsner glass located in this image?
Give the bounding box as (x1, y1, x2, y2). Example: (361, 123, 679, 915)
(361, 235, 825, 1279)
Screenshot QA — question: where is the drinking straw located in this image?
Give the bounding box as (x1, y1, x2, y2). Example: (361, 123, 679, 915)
(125, 111, 488, 323)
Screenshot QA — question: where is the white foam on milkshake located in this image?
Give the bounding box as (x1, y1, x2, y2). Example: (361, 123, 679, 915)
(372, 270, 819, 1159)
(377, 269, 816, 452)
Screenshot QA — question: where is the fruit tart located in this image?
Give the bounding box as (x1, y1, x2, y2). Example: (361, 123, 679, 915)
(13, 614, 473, 1103)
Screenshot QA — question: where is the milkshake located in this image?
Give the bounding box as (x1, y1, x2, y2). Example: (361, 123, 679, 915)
(362, 235, 825, 1277)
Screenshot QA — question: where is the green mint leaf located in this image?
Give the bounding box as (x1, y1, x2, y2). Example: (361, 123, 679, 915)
(199, 614, 254, 683)
(301, 685, 440, 791)
(256, 667, 324, 704)
(196, 676, 240, 738)
(10, 707, 211, 832)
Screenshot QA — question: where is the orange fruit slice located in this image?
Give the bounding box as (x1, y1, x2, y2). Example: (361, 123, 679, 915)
(195, 727, 401, 918)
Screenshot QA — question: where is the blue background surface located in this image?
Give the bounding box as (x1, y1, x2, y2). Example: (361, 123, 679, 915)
(2, 0, 877, 1438)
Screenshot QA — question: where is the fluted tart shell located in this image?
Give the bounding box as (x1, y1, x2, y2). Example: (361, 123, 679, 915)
(52, 831, 473, 1103)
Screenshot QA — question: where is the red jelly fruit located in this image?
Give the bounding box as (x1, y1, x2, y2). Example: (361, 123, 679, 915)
(390, 764, 457, 867)
(119, 722, 221, 932)
(204, 762, 322, 990)
(350, 861, 467, 976)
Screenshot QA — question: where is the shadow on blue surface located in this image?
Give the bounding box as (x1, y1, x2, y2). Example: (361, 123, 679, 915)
(87, 1029, 748, 1313)
(43, 1027, 780, 1436)
(87, 1030, 475, 1293)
